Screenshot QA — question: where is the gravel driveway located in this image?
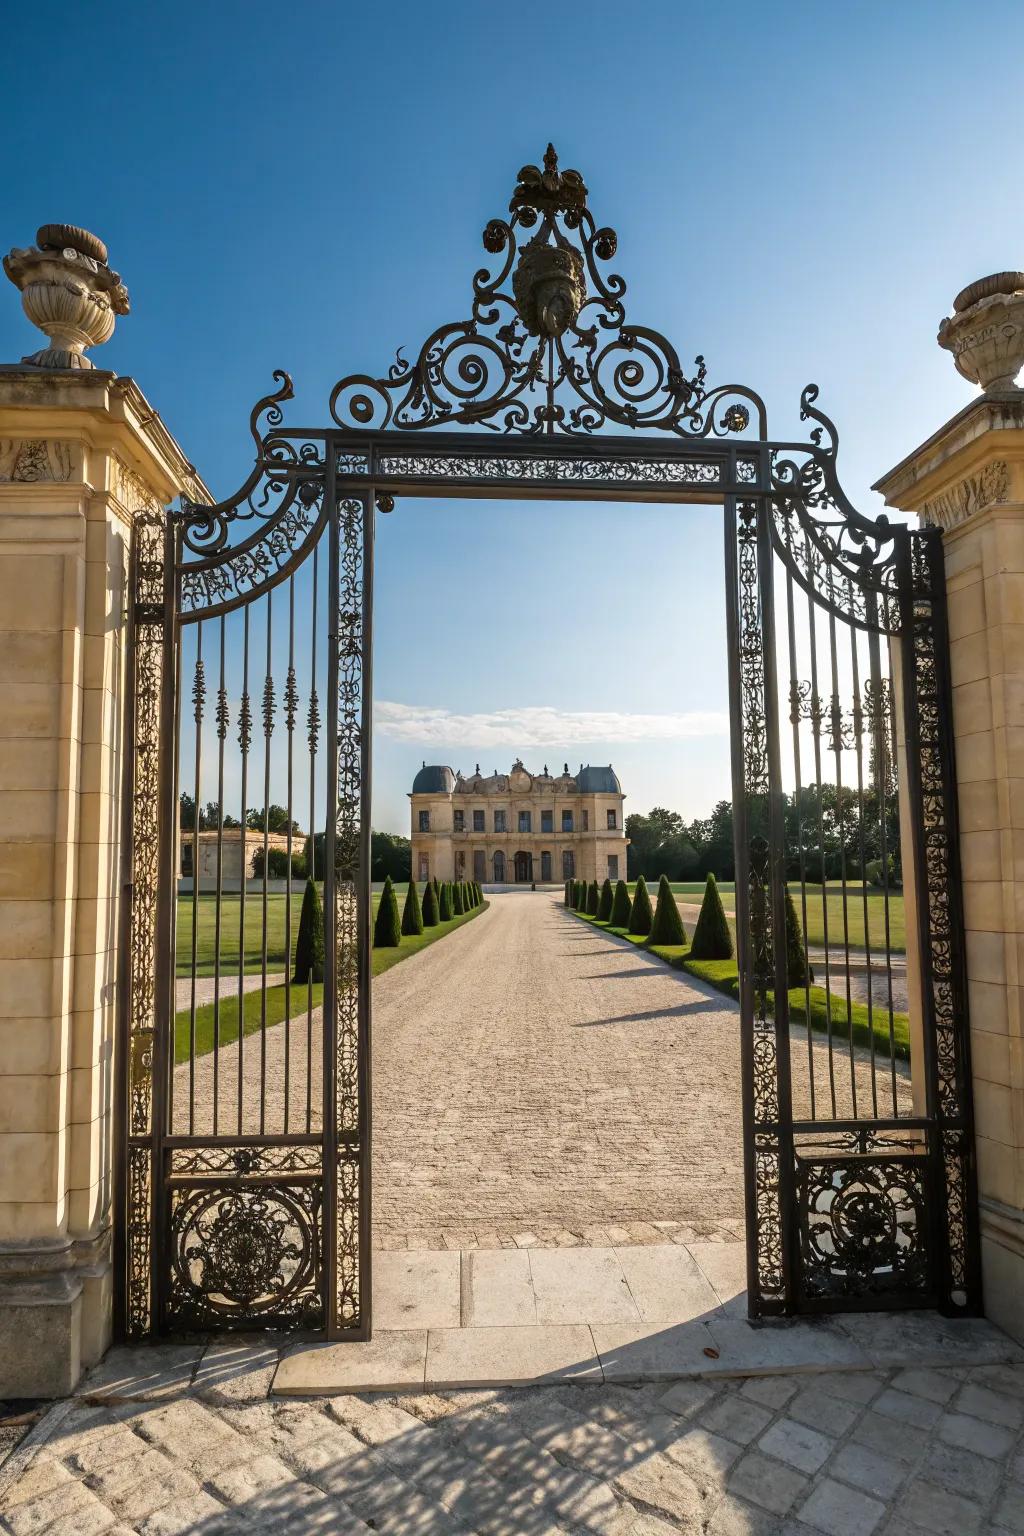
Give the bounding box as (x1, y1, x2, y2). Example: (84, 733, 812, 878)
(172, 892, 910, 1232)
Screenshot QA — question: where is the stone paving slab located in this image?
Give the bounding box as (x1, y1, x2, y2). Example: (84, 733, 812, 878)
(7, 1358, 1024, 1535)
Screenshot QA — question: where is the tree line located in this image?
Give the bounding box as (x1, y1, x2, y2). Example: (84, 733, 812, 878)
(626, 783, 901, 887)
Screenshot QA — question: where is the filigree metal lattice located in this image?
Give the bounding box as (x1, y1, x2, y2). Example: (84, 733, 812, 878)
(117, 145, 979, 1341)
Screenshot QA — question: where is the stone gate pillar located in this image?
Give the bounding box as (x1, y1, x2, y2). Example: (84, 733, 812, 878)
(874, 272, 1024, 1342)
(0, 226, 206, 1393)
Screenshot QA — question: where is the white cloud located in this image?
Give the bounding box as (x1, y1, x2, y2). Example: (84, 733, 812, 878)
(374, 702, 728, 749)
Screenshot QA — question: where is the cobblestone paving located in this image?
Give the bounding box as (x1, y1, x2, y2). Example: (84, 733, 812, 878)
(373, 893, 908, 1246)
(3, 1359, 1024, 1533)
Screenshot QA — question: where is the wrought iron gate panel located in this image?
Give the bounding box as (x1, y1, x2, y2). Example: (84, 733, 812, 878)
(117, 144, 980, 1336)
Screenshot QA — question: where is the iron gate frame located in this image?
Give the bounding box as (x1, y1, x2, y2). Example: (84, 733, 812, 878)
(115, 145, 981, 1340)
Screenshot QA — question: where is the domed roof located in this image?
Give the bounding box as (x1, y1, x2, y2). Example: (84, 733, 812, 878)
(412, 763, 456, 794)
(576, 764, 621, 794)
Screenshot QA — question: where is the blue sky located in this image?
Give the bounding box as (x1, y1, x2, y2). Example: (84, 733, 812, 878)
(1, 2, 1018, 832)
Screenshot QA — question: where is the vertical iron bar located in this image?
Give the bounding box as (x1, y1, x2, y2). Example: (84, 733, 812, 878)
(783, 524, 816, 1119)
(724, 491, 764, 1316)
(149, 518, 179, 1331)
(307, 545, 320, 1134)
(322, 463, 340, 1334)
(869, 612, 900, 1113)
(757, 494, 797, 1312)
(804, 539, 838, 1117)
(284, 576, 296, 1132)
(237, 608, 250, 1134)
(260, 592, 274, 1134)
(189, 624, 204, 1136)
(826, 574, 857, 1117)
(212, 616, 227, 1136)
(848, 590, 878, 1116)
(359, 490, 376, 1337)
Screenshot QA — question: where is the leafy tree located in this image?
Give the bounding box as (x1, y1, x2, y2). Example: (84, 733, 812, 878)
(246, 804, 301, 835)
(586, 880, 600, 916)
(688, 873, 734, 960)
(440, 881, 454, 921)
(610, 879, 632, 928)
(251, 846, 306, 880)
(401, 877, 423, 936)
(649, 874, 687, 945)
(293, 877, 325, 983)
(629, 875, 653, 936)
(785, 889, 809, 987)
(597, 878, 613, 921)
(374, 875, 401, 948)
(422, 879, 439, 926)
(453, 881, 465, 915)
(371, 831, 412, 882)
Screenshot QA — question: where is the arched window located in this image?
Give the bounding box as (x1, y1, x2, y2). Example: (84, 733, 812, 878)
(493, 850, 506, 883)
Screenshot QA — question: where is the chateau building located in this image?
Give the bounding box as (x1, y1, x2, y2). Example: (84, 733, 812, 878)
(410, 757, 627, 886)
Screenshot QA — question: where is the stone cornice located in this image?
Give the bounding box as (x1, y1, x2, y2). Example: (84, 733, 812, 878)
(872, 388, 1024, 514)
(0, 365, 211, 507)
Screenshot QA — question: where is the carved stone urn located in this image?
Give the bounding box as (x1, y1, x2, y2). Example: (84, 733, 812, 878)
(513, 241, 586, 337)
(937, 272, 1024, 390)
(3, 224, 130, 369)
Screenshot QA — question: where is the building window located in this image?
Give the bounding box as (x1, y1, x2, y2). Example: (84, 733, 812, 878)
(453, 809, 464, 832)
(541, 850, 552, 881)
(541, 809, 553, 833)
(607, 809, 616, 829)
(473, 849, 486, 881)
(418, 853, 429, 880)
(473, 809, 485, 832)
(561, 810, 573, 832)
(518, 810, 531, 833)
(562, 849, 575, 879)
(583, 809, 589, 831)
(494, 809, 506, 833)
(418, 810, 430, 832)
(494, 850, 506, 882)
(608, 855, 619, 881)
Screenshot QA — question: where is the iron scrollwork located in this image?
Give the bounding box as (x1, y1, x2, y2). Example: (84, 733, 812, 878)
(329, 144, 764, 439)
(796, 1153, 930, 1301)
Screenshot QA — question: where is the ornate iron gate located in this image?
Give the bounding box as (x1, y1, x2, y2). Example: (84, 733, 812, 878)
(116, 146, 979, 1337)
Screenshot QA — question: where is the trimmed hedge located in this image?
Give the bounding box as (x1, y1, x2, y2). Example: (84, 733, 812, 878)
(610, 879, 632, 928)
(628, 874, 653, 936)
(586, 879, 600, 916)
(649, 873, 687, 945)
(373, 875, 401, 948)
(439, 881, 454, 922)
(422, 879, 439, 926)
(453, 881, 465, 916)
(575, 881, 587, 912)
(597, 877, 613, 922)
(293, 877, 325, 983)
(401, 877, 424, 937)
(688, 873, 733, 960)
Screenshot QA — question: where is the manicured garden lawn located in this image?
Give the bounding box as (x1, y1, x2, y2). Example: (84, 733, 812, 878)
(176, 887, 410, 977)
(625, 880, 905, 954)
(174, 898, 486, 1060)
(572, 908, 910, 1062)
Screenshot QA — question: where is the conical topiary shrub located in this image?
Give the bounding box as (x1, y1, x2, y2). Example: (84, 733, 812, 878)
(422, 878, 439, 926)
(453, 881, 465, 915)
(610, 879, 632, 928)
(785, 889, 809, 987)
(688, 873, 733, 960)
(293, 876, 325, 983)
(401, 877, 423, 937)
(597, 877, 613, 921)
(439, 881, 454, 921)
(565, 879, 571, 907)
(374, 875, 401, 948)
(649, 874, 687, 945)
(628, 874, 653, 936)
(575, 880, 587, 911)
(586, 879, 600, 915)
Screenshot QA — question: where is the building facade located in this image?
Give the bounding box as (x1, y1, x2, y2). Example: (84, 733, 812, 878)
(410, 758, 627, 886)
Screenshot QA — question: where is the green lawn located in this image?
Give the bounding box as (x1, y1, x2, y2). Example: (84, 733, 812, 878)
(571, 908, 910, 1062)
(176, 887, 410, 978)
(625, 880, 905, 955)
(174, 899, 486, 1060)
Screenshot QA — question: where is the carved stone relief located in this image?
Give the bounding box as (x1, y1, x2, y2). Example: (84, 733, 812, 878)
(0, 438, 73, 482)
(921, 460, 1009, 531)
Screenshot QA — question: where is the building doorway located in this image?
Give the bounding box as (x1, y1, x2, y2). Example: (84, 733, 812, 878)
(514, 851, 532, 883)
(540, 851, 552, 882)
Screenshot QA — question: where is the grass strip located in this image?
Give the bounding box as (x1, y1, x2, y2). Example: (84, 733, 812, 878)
(571, 910, 909, 1061)
(175, 900, 488, 1062)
